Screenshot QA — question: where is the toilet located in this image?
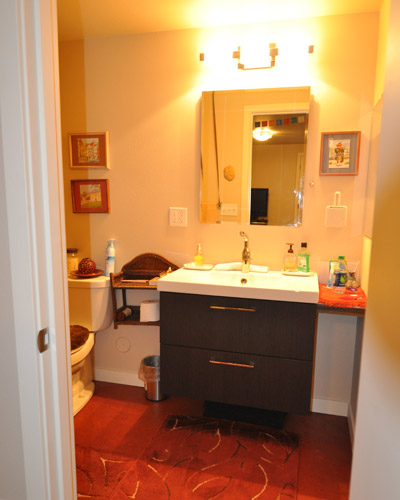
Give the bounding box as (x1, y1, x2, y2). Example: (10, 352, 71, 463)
(67, 275, 112, 415)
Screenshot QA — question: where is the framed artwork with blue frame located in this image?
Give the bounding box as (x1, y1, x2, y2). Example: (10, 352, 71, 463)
(320, 131, 360, 175)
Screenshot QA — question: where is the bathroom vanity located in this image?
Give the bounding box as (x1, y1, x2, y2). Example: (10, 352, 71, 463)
(158, 268, 319, 414)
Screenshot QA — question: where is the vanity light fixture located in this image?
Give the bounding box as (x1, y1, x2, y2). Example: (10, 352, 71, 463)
(200, 44, 314, 69)
(199, 44, 278, 69)
(232, 43, 278, 70)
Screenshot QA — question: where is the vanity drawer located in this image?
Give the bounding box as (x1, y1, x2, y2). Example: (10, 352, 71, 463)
(160, 344, 313, 413)
(160, 292, 316, 361)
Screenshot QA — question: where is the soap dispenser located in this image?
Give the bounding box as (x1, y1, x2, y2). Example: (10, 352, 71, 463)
(105, 239, 116, 276)
(194, 243, 204, 267)
(283, 243, 298, 272)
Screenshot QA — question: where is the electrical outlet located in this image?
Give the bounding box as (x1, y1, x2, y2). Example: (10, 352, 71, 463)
(169, 207, 188, 226)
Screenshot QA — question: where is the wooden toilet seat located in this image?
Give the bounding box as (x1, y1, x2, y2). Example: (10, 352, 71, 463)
(70, 324, 90, 351)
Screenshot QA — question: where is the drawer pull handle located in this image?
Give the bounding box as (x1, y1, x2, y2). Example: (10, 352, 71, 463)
(210, 305, 256, 313)
(209, 360, 255, 369)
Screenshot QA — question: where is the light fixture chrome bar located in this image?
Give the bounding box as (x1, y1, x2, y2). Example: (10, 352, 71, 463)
(232, 43, 279, 70)
(201, 43, 313, 68)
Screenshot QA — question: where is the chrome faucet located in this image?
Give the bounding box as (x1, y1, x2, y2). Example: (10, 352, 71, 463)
(240, 231, 251, 273)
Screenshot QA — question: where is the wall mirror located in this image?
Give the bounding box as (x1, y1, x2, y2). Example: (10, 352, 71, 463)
(200, 87, 310, 226)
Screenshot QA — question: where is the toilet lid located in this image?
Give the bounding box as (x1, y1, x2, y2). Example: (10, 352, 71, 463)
(70, 325, 90, 350)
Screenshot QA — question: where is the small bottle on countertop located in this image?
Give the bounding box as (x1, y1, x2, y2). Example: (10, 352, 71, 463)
(194, 243, 204, 267)
(297, 242, 310, 273)
(334, 255, 348, 287)
(283, 243, 298, 272)
(67, 248, 78, 275)
(105, 239, 116, 276)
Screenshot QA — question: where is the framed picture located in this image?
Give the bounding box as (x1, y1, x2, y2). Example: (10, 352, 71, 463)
(71, 179, 110, 213)
(320, 131, 360, 176)
(69, 132, 110, 169)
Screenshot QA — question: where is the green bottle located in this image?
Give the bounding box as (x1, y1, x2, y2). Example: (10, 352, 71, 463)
(297, 242, 310, 272)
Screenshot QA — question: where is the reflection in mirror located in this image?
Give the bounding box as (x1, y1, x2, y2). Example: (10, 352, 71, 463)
(200, 87, 310, 226)
(250, 113, 307, 225)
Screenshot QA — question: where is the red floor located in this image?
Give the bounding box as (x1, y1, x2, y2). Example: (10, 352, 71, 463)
(74, 381, 352, 499)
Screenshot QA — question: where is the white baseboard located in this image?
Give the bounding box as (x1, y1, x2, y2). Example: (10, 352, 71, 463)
(94, 368, 143, 388)
(312, 397, 349, 417)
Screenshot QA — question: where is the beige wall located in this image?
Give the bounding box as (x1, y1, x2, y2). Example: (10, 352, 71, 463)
(350, 0, 400, 496)
(361, 0, 390, 293)
(59, 12, 379, 405)
(60, 12, 378, 271)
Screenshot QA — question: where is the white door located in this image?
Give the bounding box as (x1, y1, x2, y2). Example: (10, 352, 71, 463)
(0, 0, 75, 498)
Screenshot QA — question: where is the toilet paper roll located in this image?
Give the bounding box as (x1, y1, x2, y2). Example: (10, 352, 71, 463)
(140, 300, 160, 322)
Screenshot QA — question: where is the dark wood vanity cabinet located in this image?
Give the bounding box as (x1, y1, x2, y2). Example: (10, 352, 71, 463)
(160, 292, 317, 413)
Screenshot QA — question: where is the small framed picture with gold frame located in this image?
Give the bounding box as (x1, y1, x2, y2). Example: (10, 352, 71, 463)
(71, 179, 110, 213)
(69, 132, 110, 169)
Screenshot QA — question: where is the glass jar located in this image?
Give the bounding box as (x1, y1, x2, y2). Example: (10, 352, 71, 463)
(67, 248, 78, 275)
(346, 272, 360, 292)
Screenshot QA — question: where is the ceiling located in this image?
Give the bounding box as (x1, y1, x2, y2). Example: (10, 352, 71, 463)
(57, 0, 383, 42)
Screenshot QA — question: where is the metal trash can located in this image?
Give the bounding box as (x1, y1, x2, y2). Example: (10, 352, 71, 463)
(138, 355, 166, 401)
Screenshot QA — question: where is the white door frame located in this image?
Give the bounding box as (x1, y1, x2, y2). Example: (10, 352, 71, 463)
(1, 0, 75, 498)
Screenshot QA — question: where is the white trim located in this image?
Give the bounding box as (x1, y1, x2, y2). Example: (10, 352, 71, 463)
(0, 0, 75, 498)
(348, 402, 356, 448)
(312, 397, 349, 417)
(94, 368, 144, 388)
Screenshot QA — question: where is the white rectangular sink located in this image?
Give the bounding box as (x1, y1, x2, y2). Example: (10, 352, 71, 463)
(157, 268, 319, 303)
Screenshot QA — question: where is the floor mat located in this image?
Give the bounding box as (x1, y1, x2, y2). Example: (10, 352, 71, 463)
(110, 414, 300, 499)
(75, 445, 136, 499)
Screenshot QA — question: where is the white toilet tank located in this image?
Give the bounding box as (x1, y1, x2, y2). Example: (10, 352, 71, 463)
(67, 275, 113, 332)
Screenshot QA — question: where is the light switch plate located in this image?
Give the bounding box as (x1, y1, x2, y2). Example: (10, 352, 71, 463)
(221, 203, 238, 216)
(169, 207, 187, 226)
